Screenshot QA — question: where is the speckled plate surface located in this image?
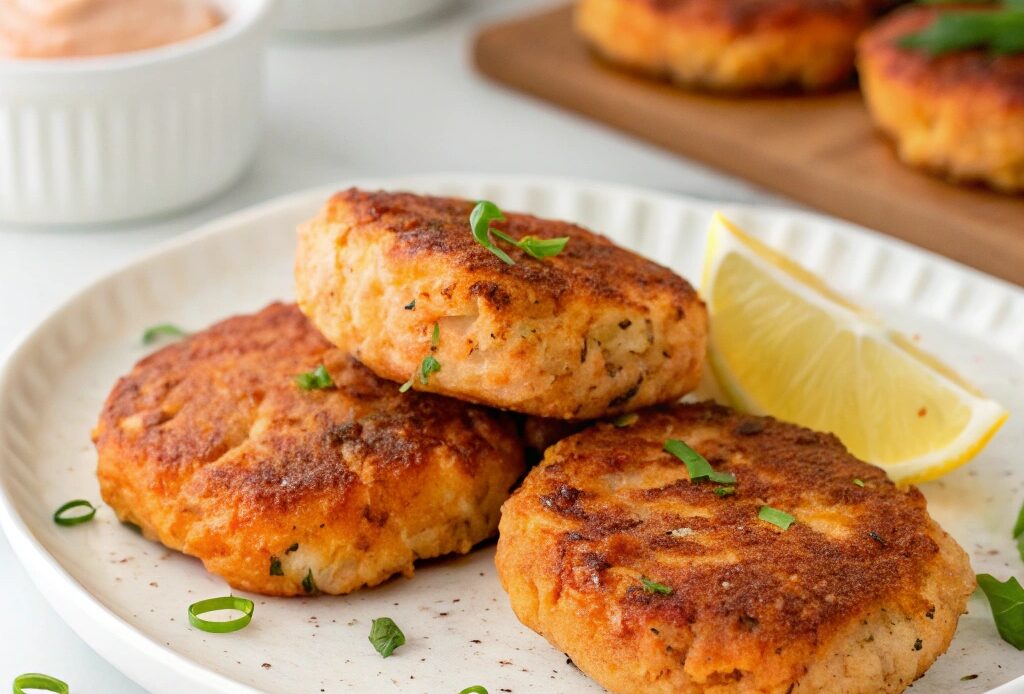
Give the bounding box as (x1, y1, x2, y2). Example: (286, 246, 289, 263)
(0, 175, 1021, 694)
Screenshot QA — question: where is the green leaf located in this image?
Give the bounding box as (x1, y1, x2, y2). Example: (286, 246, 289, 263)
(142, 323, 188, 345)
(368, 617, 406, 658)
(758, 506, 796, 531)
(977, 573, 1024, 649)
(899, 9, 1024, 56)
(664, 439, 736, 484)
(469, 200, 569, 264)
(295, 364, 334, 391)
(1014, 500, 1024, 563)
(13, 673, 69, 694)
(470, 200, 514, 265)
(431, 321, 440, 348)
(613, 413, 639, 428)
(419, 355, 441, 384)
(458, 688, 489, 694)
(640, 576, 673, 595)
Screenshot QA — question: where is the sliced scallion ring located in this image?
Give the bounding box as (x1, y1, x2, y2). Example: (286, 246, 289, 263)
(13, 673, 69, 694)
(52, 499, 97, 527)
(459, 687, 489, 694)
(187, 596, 254, 633)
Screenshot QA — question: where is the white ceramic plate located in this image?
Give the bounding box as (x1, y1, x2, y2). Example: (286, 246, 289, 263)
(0, 175, 1021, 694)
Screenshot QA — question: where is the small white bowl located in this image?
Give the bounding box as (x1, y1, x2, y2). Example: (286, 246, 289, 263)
(278, 0, 455, 33)
(0, 0, 277, 225)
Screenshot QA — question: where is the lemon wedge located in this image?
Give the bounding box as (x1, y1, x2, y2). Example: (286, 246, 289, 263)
(701, 213, 1007, 484)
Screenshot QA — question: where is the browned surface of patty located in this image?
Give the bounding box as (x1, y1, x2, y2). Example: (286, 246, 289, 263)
(296, 188, 707, 419)
(857, 5, 1024, 191)
(94, 303, 525, 596)
(633, 0, 872, 31)
(497, 402, 974, 693)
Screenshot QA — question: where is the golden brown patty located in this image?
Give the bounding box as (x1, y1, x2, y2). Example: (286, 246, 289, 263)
(858, 5, 1024, 192)
(94, 303, 525, 597)
(575, 0, 880, 91)
(296, 189, 707, 420)
(497, 402, 973, 693)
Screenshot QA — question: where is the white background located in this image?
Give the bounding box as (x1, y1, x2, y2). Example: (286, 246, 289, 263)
(0, 1, 782, 691)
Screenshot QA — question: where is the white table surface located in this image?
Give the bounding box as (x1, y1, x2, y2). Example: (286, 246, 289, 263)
(0, 1, 782, 691)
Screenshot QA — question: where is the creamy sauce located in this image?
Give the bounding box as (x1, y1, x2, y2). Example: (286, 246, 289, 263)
(0, 0, 223, 59)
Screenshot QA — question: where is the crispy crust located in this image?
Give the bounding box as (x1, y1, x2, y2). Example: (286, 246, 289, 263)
(575, 0, 878, 91)
(94, 303, 525, 596)
(857, 5, 1024, 192)
(295, 189, 707, 420)
(496, 402, 974, 693)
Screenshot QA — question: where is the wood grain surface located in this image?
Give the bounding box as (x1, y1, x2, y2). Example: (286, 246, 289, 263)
(473, 5, 1024, 286)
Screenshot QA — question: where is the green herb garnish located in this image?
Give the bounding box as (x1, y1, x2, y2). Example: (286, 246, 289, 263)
(899, 5, 1024, 56)
(977, 573, 1024, 649)
(458, 687, 489, 694)
(142, 323, 188, 345)
(53, 499, 97, 527)
(664, 439, 736, 484)
(853, 478, 865, 488)
(400, 323, 442, 392)
(470, 200, 569, 265)
(1014, 500, 1024, 563)
(295, 364, 334, 391)
(404, 299, 416, 310)
(302, 569, 317, 594)
(640, 576, 673, 595)
(758, 506, 796, 531)
(714, 486, 736, 497)
(269, 556, 283, 576)
(368, 617, 406, 658)
(613, 413, 639, 427)
(285, 542, 299, 554)
(187, 596, 254, 633)
(12, 673, 69, 694)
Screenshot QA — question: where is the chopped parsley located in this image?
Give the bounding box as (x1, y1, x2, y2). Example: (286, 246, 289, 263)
(977, 573, 1024, 649)
(758, 506, 795, 531)
(664, 439, 736, 484)
(613, 413, 639, 428)
(285, 542, 299, 554)
(640, 577, 673, 595)
(302, 569, 317, 595)
(269, 556, 284, 576)
(295, 364, 334, 391)
(714, 486, 736, 497)
(141, 323, 188, 345)
(470, 200, 569, 265)
(853, 478, 865, 488)
(368, 617, 406, 658)
(400, 323, 442, 392)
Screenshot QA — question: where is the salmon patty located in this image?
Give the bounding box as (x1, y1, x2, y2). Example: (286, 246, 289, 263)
(94, 303, 525, 596)
(295, 189, 707, 420)
(858, 5, 1024, 193)
(575, 0, 882, 91)
(496, 402, 973, 693)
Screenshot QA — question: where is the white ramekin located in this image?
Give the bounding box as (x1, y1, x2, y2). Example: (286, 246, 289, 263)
(0, 0, 277, 225)
(277, 0, 455, 32)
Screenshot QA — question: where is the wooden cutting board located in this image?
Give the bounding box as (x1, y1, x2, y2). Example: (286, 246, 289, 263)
(473, 5, 1024, 286)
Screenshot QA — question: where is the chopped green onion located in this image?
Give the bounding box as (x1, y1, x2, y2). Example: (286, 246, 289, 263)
(459, 687, 489, 694)
(399, 324, 442, 392)
(977, 573, 1024, 649)
(187, 596, 254, 633)
(1014, 500, 1024, 563)
(664, 439, 736, 484)
(142, 323, 188, 345)
(368, 617, 406, 658)
(431, 321, 440, 348)
(899, 8, 1024, 56)
(295, 364, 334, 391)
(853, 478, 865, 488)
(470, 200, 569, 265)
(758, 506, 795, 531)
(53, 499, 97, 527)
(613, 413, 639, 428)
(13, 674, 69, 694)
(269, 556, 283, 576)
(285, 542, 299, 554)
(640, 576, 673, 595)
(302, 569, 317, 595)
(714, 486, 736, 497)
